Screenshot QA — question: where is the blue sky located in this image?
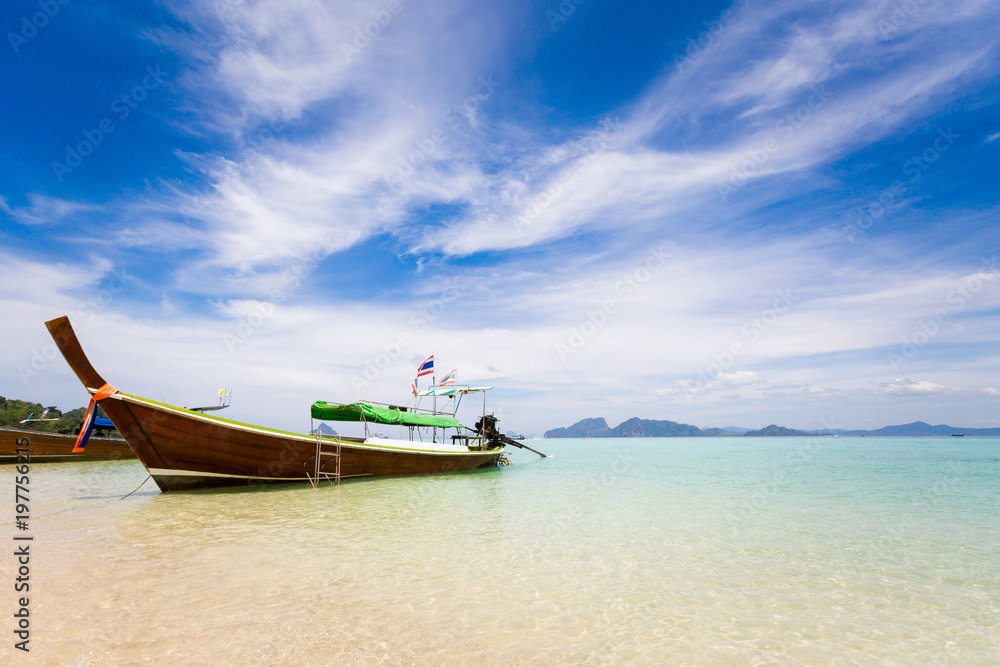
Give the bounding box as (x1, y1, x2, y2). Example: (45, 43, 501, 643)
(2, 0, 999, 436)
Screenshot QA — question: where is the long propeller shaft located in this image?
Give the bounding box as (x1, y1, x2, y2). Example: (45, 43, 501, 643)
(502, 435, 548, 458)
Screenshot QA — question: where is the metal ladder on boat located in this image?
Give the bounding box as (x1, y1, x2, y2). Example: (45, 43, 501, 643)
(307, 432, 341, 487)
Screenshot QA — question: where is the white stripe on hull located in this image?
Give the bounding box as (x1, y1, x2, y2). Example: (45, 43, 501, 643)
(147, 467, 367, 481)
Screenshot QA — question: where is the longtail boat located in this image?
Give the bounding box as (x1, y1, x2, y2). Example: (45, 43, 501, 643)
(45, 315, 534, 492)
(0, 425, 133, 463)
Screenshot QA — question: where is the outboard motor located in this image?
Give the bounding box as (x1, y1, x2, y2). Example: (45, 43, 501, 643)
(475, 414, 508, 449)
(475, 413, 500, 437)
(475, 414, 549, 459)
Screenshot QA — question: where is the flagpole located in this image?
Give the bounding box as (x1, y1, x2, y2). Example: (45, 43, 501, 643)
(432, 366, 437, 443)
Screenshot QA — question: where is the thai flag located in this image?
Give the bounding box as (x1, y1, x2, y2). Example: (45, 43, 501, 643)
(439, 369, 457, 386)
(416, 355, 434, 377)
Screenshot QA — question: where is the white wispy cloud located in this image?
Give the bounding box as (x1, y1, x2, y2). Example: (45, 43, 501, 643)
(872, 378, 952, 396)
(94, 0, 998, 280)
(3, 243, 998, 434)
(0, 194, 100, 226)
(119, 0, 525, 282)
(412, 0, 1000, 255)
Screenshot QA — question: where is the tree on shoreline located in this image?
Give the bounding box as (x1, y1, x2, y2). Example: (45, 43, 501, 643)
(0, 396, 86, 434)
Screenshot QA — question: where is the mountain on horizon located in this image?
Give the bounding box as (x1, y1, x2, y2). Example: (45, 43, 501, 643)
(544, 417, 1000, 438)
(842, 421, 1000, 436)
(544, 417, 733, 438)
(310, 422, 338, 436)
(743, 425, 814, 437)
(544, 416, 734, 438)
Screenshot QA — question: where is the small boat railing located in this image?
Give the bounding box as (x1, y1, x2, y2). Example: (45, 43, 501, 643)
(358, 399, 468, 445)
(362, 399, 459, 417)
(367, 387, 494, 448)
(319, 390, 497, 451)
(306, 419, 341, 488)
(451, 434, 487, 450)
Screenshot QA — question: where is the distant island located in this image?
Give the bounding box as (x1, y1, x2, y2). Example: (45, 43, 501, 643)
(544, 417, 1000, 438)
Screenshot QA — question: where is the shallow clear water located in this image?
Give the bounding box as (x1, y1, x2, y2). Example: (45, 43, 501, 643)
(6, 437, 1000, 665)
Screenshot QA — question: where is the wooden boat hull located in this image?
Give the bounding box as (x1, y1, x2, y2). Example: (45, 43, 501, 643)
(45, 316, 503, 491)
(92, 392, 502, 491)
(0, 426, 134, 463)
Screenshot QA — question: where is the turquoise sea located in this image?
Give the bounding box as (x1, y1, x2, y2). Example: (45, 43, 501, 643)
(11, 437, 1000, 664)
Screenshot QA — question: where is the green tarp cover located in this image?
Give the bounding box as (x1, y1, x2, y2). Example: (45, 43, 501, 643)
(311, 401, 465, 429)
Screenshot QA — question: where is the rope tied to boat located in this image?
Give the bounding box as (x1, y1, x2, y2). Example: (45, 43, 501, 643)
(72, 382, 119, 452)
